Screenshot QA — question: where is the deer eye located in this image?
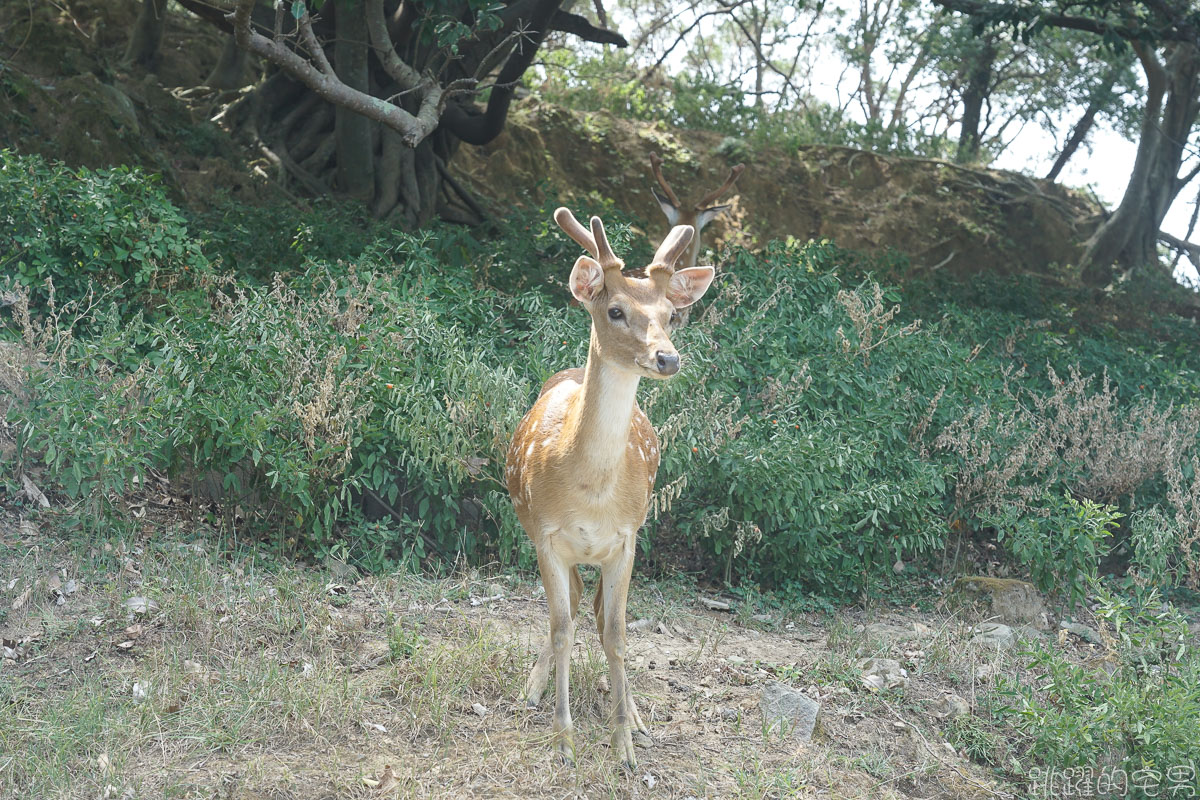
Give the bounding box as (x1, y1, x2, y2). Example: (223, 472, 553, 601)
(608, 307, 624, 321)
(670, 310, 682, 327)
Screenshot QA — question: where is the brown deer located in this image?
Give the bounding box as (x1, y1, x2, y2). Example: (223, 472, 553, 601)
(649, 152, 745, 268)
(505, 207, 715, 768)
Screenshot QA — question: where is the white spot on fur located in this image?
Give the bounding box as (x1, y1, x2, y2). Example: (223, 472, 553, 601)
(525, 442, 534, 458)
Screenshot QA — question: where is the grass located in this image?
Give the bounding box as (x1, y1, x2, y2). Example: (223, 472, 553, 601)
(3, 508, 1191, 799)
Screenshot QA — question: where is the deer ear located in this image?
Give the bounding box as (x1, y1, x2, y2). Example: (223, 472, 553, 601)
(569, 255, 605, 303)
(695, 204, 731, 231)
(651, 187, 681, 226)
(666, 266, 715, 308)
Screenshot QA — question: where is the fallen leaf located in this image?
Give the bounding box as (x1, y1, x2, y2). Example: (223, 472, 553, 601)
(11, 585, 32, 610)
(363, 720, 388, 733)
(21, 474, 50, 508)
(375, 765, 399, 792)
(123, 596, 158, 616)
(97, 752, 111, 775)
(472, 702, 488, 717)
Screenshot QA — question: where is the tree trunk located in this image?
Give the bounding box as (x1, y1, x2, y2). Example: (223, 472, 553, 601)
(207, 37, 250, 90)
(1079, 43, 1200, 286)
(956, 36, 995, 164)
(1046, 65, 1120, 182)
(334, 6, 375, 202)
(123, 0, 168, 69)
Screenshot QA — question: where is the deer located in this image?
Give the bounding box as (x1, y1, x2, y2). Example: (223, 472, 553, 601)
(649, 152, 745, 268)
(505, 206, 715, 768)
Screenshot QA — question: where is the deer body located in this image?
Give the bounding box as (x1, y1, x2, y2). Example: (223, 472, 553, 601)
(507, 208, 713, 768)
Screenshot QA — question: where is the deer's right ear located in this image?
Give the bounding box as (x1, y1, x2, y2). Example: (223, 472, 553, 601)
(569, 255, 605, 303)
(651, 188, 681, 226)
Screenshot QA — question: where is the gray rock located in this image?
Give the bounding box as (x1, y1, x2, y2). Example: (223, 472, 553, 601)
(935, 693, 970, 719)
(971, 622, 1017, 650)
(954, 576, 1050, 630)
(760, 681, 820, 742)
(858, 657, 909, 690)
(1060, 621, 1102, 644)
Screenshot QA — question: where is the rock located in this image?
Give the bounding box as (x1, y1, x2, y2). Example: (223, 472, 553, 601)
(953, 576, 1050, 630)
(934, 693, 970, 719)
(760, 681, 820, 742)
(627, 618, 657, 633)
(700, 597, 731, 611)
(854, 622, 913, 641)
(971, 622, 1017, 650)
(1060, 621, 1102, 644)
(858, 657, 908, 690)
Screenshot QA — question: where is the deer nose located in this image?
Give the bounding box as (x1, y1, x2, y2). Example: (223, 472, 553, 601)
(655, 350, 680, 376)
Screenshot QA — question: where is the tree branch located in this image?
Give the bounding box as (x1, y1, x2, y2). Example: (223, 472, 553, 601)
(930, 0, 1199, 43)
(440, 0, 561, 146)
(1160, 231, 1200, 272)
(229, 0, 440, 148)
(549, 9, 627, 47)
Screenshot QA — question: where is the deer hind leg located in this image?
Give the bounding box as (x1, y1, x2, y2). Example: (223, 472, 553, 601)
(521, 562, 583, 709)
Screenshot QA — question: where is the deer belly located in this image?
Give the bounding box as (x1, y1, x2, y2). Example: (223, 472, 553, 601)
(547, 518, 631, 565)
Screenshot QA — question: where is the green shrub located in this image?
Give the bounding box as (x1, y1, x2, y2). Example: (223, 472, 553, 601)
(983, 495, 1120, 608)
(0, 150, 209, 317)
(640, 241, 954, 592)
(999, 588, 1200, 798)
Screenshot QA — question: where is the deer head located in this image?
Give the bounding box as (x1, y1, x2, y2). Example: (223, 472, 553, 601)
(553, 207, 714, 378)
(649, 153, 745, 267)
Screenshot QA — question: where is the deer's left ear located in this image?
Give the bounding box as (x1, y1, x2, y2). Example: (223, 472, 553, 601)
(666, 266, 715, 308)
(695, 204, 731, 232)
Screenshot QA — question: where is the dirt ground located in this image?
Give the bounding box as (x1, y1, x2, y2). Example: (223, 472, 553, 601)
(1, 506, 1051, 800)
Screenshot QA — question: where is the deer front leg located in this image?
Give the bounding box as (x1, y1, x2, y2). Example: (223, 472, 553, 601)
(530, 546, 577, 763)
(521, 566, 582, 709)
(600, 546, 639, 768)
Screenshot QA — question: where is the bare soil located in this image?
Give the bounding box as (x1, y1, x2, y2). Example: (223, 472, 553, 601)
(1, 507, 1043, 799)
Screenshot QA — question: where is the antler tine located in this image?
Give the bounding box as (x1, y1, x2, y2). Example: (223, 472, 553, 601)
(649, 152, 682, 208)
(651, 224, 694, 272)
(590, 216, 623, 270)
(695, 163, 746, 210)
(553, 207, 597, 257)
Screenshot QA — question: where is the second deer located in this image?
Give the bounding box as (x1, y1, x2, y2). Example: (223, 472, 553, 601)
(649, 152, 745, 268)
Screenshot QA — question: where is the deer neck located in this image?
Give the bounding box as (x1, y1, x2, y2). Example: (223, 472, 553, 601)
(563, 328, 640, 480)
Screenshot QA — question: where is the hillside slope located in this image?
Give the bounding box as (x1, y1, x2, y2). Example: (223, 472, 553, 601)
(453, 101, 1100, 279)
(1, 2, 1101, 278)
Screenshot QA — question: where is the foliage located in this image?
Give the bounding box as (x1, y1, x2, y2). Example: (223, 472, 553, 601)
(0, 150, 210, 317)
(982, 494, 1120, 607)
(641, 242, 951, 592)
(998, 588, 1200, 798)
(7, 157, 1200, 597)
(535, 49, 953, 157)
